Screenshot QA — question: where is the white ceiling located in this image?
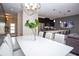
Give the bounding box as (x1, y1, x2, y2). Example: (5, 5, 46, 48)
(38, 3, 79, 19)
(2, 3, 23, 15)
(1, 3, 79, 19)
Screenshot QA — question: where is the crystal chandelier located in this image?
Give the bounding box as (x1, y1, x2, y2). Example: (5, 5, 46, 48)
(24, 3, 41, 15)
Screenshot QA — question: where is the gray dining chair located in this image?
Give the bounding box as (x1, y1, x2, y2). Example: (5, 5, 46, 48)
(0, 34, 25, 56)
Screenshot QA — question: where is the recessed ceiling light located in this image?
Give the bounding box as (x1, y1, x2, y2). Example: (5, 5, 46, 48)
(64, 14, 66, 15)
(53, 9, 56, 11)
(6, 15, 8, 18)
(5, 13, 11, 16)
(67, 10, 71, 12)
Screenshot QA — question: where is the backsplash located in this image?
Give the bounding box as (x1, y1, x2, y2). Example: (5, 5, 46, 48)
(54, 14, 79, 34)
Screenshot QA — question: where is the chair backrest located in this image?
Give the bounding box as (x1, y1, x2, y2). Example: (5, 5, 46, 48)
(54, 33, 66, 44)
(4, 34, 13, 50)
(0, 34, 13, 56)
(0, 34, 5, 46)
(45, 32, 53, 39)
(0, 40, 13, 56)
(39, 31, 44, 37)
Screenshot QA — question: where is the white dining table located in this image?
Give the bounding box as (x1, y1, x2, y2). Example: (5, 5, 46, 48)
(16, 35, 73, 56)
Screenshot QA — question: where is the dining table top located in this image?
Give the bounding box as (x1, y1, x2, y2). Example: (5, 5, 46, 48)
(16, 35, 73, 56)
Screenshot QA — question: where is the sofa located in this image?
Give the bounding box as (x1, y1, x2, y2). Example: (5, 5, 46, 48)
(65, 33, 79, 55)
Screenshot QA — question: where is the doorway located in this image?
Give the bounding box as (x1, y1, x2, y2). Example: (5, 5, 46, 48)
(6, 13, 17, 37)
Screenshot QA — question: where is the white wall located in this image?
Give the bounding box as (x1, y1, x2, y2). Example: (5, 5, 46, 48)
(23, 11, 38, 35)
(0, 22, 5, 34)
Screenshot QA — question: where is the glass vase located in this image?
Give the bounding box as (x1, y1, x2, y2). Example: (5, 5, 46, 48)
(32, 28, 36, 40)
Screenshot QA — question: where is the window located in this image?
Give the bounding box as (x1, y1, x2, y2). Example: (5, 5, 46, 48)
(10, 23, 15, 33)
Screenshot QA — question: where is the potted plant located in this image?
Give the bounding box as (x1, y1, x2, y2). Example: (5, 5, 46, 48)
(25, 19, 40, 40)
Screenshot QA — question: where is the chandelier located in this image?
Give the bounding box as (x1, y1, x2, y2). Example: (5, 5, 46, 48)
(24, 3, 41, 15)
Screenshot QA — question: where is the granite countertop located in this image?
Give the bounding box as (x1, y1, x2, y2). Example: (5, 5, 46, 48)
(41, 27, 68, 31)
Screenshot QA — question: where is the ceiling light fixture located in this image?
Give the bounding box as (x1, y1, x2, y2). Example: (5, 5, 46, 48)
(53, 20, 55, 22)
(24, 3, 41, 15)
